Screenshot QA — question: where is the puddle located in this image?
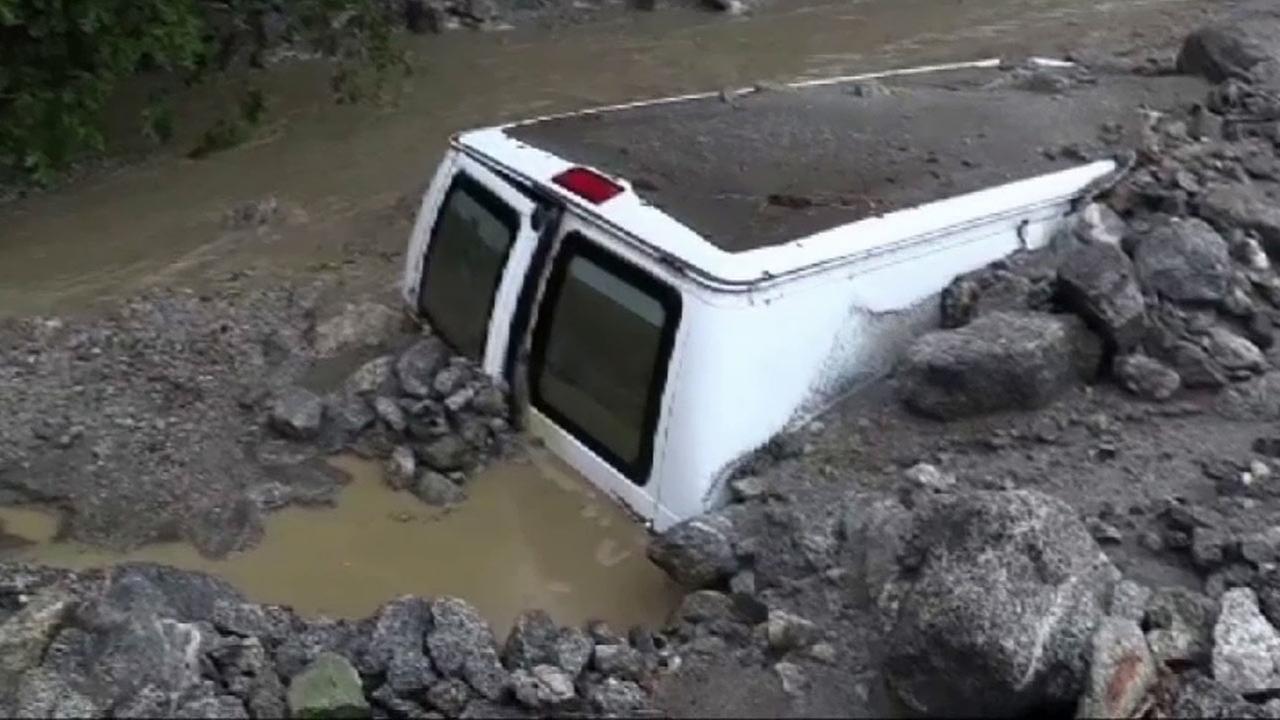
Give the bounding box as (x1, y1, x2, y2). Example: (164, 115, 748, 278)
(0, 446, 682, 633)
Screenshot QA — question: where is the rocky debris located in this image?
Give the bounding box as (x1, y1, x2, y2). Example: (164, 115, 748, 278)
(1146, 587, 1217, 669)
(1213, 587, 1280, 694)
(412, 472, 466, 507)
(1056, 242, 1147, 351)
(0, 563, 662, 718)
(1075, 616, 1156, 719)
(287, 652, 370, 718)
(1071, 202, 1128, 247)
(1200, 184, 1280, 258)
(897, 312, 1102, 420)
(1168, 672, 1269, 718)
(1114, 353, 1182, 400)
(902, 462, 956, 493)
(648, 513, 740, 589)
(882, 490, 1117, 716)
(939, 254, 1057, 329)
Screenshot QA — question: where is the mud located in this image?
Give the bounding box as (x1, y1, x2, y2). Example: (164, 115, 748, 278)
(510, 68, 1205, 251)
(0, 448, 679, 631)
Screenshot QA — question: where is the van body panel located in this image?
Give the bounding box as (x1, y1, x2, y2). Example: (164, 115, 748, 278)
(403, 60, 1130, 531)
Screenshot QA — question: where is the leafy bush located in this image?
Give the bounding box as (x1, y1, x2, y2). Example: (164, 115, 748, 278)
(0, 0, 402, 184)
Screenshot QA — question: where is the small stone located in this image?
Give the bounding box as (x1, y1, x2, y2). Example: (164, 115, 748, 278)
(807, 642, 837, 664)
(511, 665, 575, 708)
(286, 652, 370, 719)
(729, 571, 756, 597)
(773, 662, 807, 698)
(552, 629, 592, 678)
(1109, 580, 1152, 623)
(587, 678, 648, 715)
(385, 446, 417, 491)
(396, 339, 451, 399)
(425, 679, 472, 717)
(433, 366, 469, 398)
(374, 397, 407, 435)
(729, 475, 767, 502)
(345, 356, 396, 397)
(1213, 588, 1280, 694)
(765, 610, 820, 653)
(648, 514, 739, 589)
(269, 386, 324, 440)
(1113, 354, 1181, 401)
(419, 435, 472, 472)
(593, 644, 646, 681)
(413, 471, 465, 507)
(903, 463, 956, 492)
(1075, 617, 1156, 719)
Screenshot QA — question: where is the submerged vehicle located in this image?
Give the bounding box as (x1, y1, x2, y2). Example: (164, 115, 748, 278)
(403, 59, 1191, 530)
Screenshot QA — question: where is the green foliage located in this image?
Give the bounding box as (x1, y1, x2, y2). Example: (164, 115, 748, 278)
(0, 0, 403, 183)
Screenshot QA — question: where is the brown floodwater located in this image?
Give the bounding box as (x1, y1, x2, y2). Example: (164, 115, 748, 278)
(0, 447, 681, 632)
(0, 0, 1204, 316)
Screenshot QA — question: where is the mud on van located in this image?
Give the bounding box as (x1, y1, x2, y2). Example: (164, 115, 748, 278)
(402, 59, 1193, 530)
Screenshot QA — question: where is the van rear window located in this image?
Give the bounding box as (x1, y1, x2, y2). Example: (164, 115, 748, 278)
(419, 175, 518, 359)
(531, 234, 681, 484)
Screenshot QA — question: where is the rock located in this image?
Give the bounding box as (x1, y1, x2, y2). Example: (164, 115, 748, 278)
(773, 661, 807, 698)
(385, 446, 417, 492)
(941, 270, 1047, 328)
(13, 667, 101, 718)
(1170, 672, 1267, 718)
(1109, 580, 1152, 623)
(91, 615, 213, 711)
(1213, 588, 1280, 694)
(648, 513, 739, 589)
(396, 339, 451, 399)
(1057, 243, 1147, 350)
(1145, 587, 1217, 668)
(587, 677, 649, 715)
(269, 386, 324, 440)
(412, 472, 465, 507)
(275, 619, 368, 680)
(1071, 202, 1127, 246)
(212, 637, 287, 719)
(1218, 373, 1280, 421)
(287, 652, 369, 719)
(898, 312, 1102, 420)
(1133, 218, 1232, 304)
(510, 665, 575, 708)
(425, 678, 472, 717)
(1179, 17, 1280, 83)
(433, 365, 469, 398)
(210, 599, 294, 643)
(174, 693, 249, 719)
(419, 436, 472, 473)
(551, 629, 592, 678)
(1194, 526, 1236, 570)
(0, 589, 75, 697)
(370, 685, 431, 719)
(503, 610, 557, 670)
(345, 356, 396, 397)
(374, 397, 407, 435)
(729, 475, 767, 502)
(1200, 184, 1280, 259)
(470, 385, 508, 418)
(883, 490, 1117, 716)
(1075, 617, 1155, 719)
(1114, 354, 1182, 401)
(329, 392, 377, 437)
(765, 609, 820, 653)
(593, 644, 646, 681)
(462, 648, 510, 702)
(314, 303, 402, 358)
(675, 589, 736, 626)
(360, 596, 432, 679)
(1207, 327, 1267, 377)
(902, 463, 956, 493)
(427, 597, 497, 679)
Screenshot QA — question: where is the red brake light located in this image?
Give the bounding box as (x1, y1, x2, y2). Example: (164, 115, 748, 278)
(552, 167, 624, 204)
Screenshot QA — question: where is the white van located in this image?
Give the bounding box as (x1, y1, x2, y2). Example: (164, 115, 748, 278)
(402, 60, 1192, 530)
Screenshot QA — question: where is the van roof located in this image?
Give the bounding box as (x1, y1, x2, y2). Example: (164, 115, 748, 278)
(457, 61, 1204, 287)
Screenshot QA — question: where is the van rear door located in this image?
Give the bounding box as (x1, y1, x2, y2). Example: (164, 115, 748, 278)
(412, 153, 543, 376)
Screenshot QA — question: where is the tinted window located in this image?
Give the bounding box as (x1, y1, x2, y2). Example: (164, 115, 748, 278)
(419, 175, 518, 359)
(531, 234, 681, 484)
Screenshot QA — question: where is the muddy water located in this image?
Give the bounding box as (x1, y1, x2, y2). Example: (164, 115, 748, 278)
(0, 0, 1203, 315)
(0, 448, 681, 632)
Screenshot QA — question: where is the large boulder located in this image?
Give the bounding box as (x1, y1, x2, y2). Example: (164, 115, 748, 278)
(287, 652, 370, 719)
(882, 490, 1118, 717)
(1178, 17, 1280, 83)
(897, 312, 1102, 420)
(1132, 218, 1232, 305)
(1056, 243, 1147, 351)
(648, 513, 740, 589)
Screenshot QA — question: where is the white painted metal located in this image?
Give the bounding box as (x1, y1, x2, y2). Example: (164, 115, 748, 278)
(402, 61, 1115, 530)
